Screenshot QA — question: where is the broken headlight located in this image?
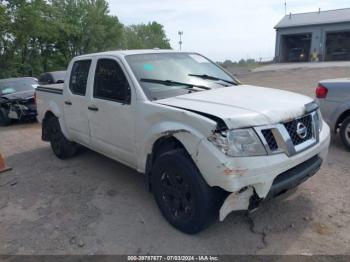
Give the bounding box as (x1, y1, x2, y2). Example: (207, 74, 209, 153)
(209, 128, 267, 157)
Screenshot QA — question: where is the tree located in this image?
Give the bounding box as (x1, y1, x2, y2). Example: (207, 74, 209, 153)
(222, 60, 235, 68)
(0, 0, 172, 78)
(52, 0, 124, 63)
(124, 22, 171, 49)
(0, 1, 12, 78)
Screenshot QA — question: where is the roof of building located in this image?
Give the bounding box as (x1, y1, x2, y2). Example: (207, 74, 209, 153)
(275, 8, 350, 29)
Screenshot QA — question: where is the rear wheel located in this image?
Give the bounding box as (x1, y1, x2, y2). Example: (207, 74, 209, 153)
(0, 108, 11, 126)
(151, 149, 223, 234)
(48, 116, 79, 159)
(340, 116, 350, 151)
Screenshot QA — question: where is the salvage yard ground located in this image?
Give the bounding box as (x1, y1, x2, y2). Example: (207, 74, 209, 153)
(0, 66, 349, 255)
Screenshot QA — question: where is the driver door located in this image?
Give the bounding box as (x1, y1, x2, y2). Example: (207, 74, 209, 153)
(87, 57, 136, 167)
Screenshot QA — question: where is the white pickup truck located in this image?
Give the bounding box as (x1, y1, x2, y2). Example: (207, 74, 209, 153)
(36, 50, 330, 234)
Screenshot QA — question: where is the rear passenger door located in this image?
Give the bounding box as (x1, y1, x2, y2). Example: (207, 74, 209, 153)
(88, 57, 136, 167)
(63, 59, 92, 146)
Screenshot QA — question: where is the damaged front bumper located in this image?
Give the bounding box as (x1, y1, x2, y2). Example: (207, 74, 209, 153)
(0, 99, 37, 120)
(219, 155, 322, 221)
(195, 121, 330, 221)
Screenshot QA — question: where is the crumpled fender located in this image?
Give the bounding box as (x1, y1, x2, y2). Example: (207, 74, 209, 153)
(136, 102, 218, 173)
(138, 122, 213, 173)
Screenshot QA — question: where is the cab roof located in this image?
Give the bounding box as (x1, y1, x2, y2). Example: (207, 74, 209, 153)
(75, 49, 181, 59)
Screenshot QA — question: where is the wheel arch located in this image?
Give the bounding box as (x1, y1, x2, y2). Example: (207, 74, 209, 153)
(42, 111, 56, 141)
(143, 128, 207, 191)
(146, 135, 187, 174)
(42, 110, 70, 141)
(335, 109, 350, 132)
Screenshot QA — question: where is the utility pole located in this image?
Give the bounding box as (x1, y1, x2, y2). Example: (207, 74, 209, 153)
(178, 31, 183, 51)
(284, 1, 287, 15)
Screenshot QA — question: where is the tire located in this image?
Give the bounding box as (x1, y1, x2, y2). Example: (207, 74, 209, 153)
(340, 116, 350, 151)
(151, 149, 223, 234)
(48, 116, 79, 159)
(0, 107, 11, 126)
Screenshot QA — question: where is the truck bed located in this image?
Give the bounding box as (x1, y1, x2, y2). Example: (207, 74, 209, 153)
(36, 83, 64, 124)
(36, 84, 64, 94)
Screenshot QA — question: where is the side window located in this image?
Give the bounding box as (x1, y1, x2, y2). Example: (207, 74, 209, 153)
(93, 59, 131, 103)
(69, 60, 91, 95)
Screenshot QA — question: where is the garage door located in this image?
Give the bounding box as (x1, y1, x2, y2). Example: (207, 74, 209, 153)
(281, 33, 312, 62)
(325, 31, 350, 61)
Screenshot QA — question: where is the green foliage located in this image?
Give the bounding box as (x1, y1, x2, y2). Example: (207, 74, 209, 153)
(0, 0, 171, 78)
(124, 22, 171, 49)
(218, 58, 258, 69)
(222, 59, 235, 68)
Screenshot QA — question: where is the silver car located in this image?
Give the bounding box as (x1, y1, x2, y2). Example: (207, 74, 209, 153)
(316, 78, 350, 150)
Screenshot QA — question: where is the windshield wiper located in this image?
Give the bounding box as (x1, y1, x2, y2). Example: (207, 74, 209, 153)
(140, 78, 211, 90)
(188, 74, 237, 86)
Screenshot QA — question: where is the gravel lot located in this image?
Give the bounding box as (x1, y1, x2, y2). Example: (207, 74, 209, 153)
(0, 66, 349, 255)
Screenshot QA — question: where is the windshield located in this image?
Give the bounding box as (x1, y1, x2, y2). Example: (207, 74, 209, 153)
(0, 78, 37, 96)
(125, 53, 239, 100)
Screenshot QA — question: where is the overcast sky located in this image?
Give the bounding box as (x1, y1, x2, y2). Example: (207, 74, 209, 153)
(108, 0, 350, 62)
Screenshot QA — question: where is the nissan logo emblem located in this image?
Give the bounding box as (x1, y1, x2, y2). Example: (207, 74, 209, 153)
(296, 122, 308, 139)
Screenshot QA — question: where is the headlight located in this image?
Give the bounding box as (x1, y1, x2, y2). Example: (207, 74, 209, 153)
(208, 128, 267, 157)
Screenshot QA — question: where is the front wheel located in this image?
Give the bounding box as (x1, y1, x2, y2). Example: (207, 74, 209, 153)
(340, 116, 350, 151)
(48, 116, 79, 159)
(151, 149, 223, 234)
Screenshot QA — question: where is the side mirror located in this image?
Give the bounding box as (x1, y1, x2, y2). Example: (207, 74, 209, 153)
(124, 86, 131, 104)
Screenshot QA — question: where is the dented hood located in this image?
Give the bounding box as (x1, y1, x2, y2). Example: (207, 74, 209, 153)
(155, 85, 313, 129)
(0, 90, 34, 100)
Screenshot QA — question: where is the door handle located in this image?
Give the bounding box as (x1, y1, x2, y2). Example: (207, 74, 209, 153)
(64, 101, 72, 105)
(88, 106, 99, 111)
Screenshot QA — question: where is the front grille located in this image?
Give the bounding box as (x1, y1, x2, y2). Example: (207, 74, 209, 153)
(260, 114, 315, 152)
(284, 115, 313, 146)
(256, 112, 318, 156)
(261, 129, 278, 151)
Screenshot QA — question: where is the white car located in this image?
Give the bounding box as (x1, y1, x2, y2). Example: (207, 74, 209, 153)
(36, 50, 330, 234)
